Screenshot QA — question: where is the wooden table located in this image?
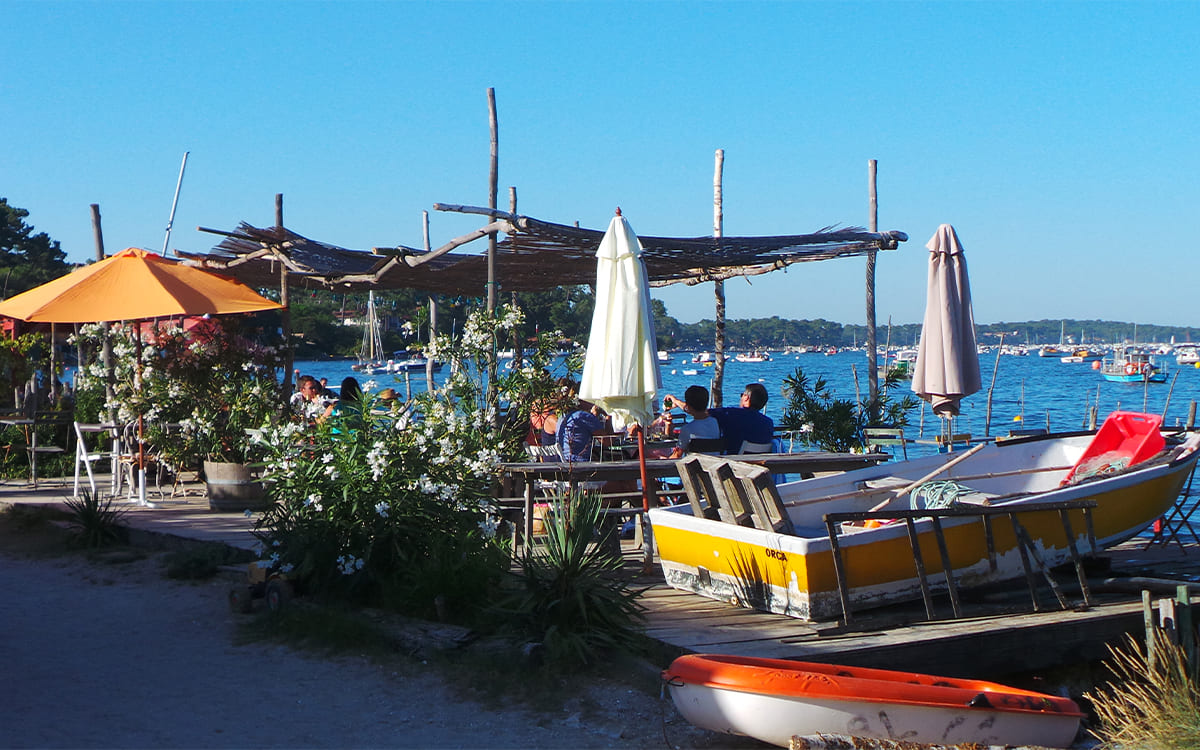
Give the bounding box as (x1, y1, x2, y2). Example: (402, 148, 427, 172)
(500, 451, 891, 553)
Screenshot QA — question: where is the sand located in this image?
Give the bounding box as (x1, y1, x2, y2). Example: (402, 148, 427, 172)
(0, 545, 753, 750)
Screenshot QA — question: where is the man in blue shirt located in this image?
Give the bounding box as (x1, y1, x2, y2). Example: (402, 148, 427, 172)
(709, 383, 774, 455)
(556, 400, 612, 463)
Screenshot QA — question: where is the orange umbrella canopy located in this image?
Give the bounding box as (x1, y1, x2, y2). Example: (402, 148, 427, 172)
(0, 247, 281, 323)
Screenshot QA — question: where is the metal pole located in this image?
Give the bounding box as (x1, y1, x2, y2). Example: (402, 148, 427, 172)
(161, 152, 189, 255)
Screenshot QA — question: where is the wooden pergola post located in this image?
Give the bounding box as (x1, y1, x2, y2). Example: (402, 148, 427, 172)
(866, 159, 879, 408)
(712, 149, 726, 407)
(485, 87, 499, 412)
(90, 203, 116, 427)
(423, 210, 438, 393)
(277, 193, 293, 400)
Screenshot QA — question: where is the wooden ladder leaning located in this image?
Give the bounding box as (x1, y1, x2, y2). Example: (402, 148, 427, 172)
(823, 499, 1098, 624)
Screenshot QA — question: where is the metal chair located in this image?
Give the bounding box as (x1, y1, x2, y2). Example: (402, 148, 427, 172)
(738, 440, 774, 455)
(863, 427, 908, 459)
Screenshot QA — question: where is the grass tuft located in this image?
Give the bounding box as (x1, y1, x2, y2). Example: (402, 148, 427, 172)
(1087, 630, 1200, 748)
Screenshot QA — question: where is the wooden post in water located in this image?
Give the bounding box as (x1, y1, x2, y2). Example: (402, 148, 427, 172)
(1187, 401, 1196, 430)
(1163, 370, 1181, 422)
(865, 159, 879, 407)
(984, 333, 1004, 437)
(711, 149, 726, 407)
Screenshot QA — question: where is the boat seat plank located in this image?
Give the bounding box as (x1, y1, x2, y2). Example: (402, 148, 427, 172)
(678, 454, 797, 535)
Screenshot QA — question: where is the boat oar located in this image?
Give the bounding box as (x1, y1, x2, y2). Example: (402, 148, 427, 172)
(869, 442, 988, 512)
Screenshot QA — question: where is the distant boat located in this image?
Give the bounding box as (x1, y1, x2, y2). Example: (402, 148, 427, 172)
(1176, 343, 1200, 366)
(657, 350, 671, 364)
(681, 368, 700, 376)
(1038, 345, 1066, 358)
(355, 291, 385, 372)
(734, 351, 771, 363)
(1100, 345, 1166, 383)
(1060, 348, 1103, 363)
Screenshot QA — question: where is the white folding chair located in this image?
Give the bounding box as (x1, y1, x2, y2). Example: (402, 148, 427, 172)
(73, 422, 120, 499)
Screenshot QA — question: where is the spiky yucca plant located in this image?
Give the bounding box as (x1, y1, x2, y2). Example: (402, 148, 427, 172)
(63, 491, 129, 548)
(500, 490, 646, 667)
(1087, 630, 1200, 748)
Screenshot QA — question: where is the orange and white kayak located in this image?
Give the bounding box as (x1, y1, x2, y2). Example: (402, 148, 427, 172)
(664, 654, 1083, 748)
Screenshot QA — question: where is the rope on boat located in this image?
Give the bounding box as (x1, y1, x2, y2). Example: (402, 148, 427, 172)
(909, 479, 973, 510)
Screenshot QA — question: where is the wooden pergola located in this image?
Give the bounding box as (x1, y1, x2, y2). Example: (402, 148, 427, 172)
(186, 205, 906, 294)
(183, 202, 907, 403)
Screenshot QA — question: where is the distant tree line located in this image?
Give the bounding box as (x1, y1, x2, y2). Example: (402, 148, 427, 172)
(4, 200, 1197, 354)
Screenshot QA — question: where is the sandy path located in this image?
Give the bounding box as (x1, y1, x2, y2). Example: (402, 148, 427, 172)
(0, 550, 742, 749)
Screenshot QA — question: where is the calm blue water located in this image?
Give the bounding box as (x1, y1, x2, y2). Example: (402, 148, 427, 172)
(297, 350, 1200, 541)
(298, 350, 1200, 450)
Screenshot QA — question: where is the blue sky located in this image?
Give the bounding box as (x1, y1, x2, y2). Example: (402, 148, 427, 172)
(4, 1, 1197, 327)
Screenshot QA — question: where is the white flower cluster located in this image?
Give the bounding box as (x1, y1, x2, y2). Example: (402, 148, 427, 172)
(413, 474, 459, 503)
(366, 440, 389, 481)
(304, 494, 324, 512)
(374, 501, 389, 518)
(337, 554, 365, 575)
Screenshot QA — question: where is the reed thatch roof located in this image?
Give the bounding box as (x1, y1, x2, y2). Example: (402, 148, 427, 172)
(182, 205, 907, 296)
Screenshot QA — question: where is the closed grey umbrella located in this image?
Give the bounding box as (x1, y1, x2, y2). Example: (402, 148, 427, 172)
(912, 224, 981, 427)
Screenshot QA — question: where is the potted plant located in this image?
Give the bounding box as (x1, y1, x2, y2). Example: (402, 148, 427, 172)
(74, 317, 284, 511)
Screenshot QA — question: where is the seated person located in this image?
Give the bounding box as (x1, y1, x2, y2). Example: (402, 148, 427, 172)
(709, 382, 774, 455)
(290, 375, 327, 423)
(324, 377, 364, 429)
(555, 399, 613, 463)
(663, 386, 722, 458)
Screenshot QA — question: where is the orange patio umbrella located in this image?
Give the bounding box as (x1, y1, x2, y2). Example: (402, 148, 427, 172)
(0, 247, 282, 503)
(0, 247, 282, 324)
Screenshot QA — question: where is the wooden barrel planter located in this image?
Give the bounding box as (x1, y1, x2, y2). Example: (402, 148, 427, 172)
(203, 460, 270, 512)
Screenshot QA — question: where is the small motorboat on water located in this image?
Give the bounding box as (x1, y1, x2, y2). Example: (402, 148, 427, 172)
(649, 411, 1200, 621)
(1099, 345, 1166, 383)
(734, 351, 771, 363)
(664, 654, 1083, 748)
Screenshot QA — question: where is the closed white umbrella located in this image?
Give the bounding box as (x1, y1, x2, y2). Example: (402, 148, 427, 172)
(579, 209, 662, 542)
(579, 209, 662, 431)
(912, 224, 981, 435)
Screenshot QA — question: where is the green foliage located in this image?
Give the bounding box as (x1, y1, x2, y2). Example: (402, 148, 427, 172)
(71, 317, 284, 469)
(0, 332, 44, 403)
(1088, 631, 1200, 749)
(63, 491, 129, 548)
(251, 306, 528, 622)
(0, 198, 71, 297)
(496, 491, 646, 668)
(778, 366, 916, 453)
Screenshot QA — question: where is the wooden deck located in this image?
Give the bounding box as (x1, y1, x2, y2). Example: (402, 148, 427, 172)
(627, 536, 1200, 679)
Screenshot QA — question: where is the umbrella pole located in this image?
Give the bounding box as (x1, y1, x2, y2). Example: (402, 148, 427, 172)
(633, 425, 656, 573)
(134, 330, 151, 507)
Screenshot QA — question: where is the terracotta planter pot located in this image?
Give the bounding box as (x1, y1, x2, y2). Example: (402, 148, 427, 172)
(203, 460, 270, 512)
